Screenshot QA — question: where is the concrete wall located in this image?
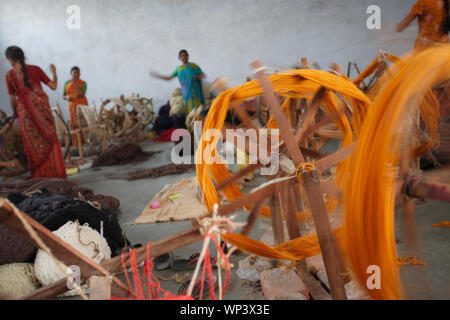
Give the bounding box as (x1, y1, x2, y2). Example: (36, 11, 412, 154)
(0, 0, 417, 119)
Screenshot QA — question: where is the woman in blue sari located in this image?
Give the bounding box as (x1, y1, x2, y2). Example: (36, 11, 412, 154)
(151, 49, 205, 114)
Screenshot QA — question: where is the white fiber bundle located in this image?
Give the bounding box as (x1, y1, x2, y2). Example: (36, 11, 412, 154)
(34, 221, 111, 297)
(169, 96, 185, 116)
(171, 87, 182, 98)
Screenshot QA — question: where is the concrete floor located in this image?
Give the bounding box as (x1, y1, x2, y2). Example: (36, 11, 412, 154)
(67, 139, 449, 300)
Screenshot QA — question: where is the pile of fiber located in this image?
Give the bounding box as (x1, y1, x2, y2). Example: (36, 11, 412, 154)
(93, 142, 159, 167)
(34, 221, 111, 297)
(169, 98, 185, 116)
(0, 225, 36, 266)
(0, 263, 40, 298)
(169, 87, 184, 116)
(153, 97, 187, 137)
(7, 190, 130, 256)
(120, 163, 195, 181)
(0, 178, 120, 210)
(153, 103, 172, 135)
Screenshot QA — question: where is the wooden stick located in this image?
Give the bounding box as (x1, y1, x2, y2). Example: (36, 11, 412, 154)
(241, 200, 265, 236)
(294, 87, 327, 144)
(231, 102, 259, 130)
(21, 278, 69, 300)
(315, 142, 355, 173)
(102, 227, 202, 274)
(281, 181, 301, 239)
(270, 187, 285, 245)
(405, 179, 450, 202)
(216, 163, 262, 191)
(301, 169, 347, 300)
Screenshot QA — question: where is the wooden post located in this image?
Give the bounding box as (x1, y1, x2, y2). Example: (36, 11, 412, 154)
(241, 200, 265, 236)
(75, 108, 84, 159)
(301, 168, 347, 300)
(270, 187, 285, 245)
(301, 57, 309, 69)
(280, 181, 301, 239)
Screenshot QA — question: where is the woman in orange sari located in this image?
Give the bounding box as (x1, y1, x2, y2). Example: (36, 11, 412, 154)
(397, 0, 450, 50)
(63, 66, 88, 146)
(5, 46, 66, 179)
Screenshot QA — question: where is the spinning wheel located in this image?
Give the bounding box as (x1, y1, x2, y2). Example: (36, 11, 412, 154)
(195, 60, 372, 299)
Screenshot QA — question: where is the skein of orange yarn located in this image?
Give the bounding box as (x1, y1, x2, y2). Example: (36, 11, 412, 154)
(344, 46, 447, 300)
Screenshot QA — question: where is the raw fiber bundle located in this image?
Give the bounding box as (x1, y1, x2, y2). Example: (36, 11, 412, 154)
(169, 96, 185, 116)
(34, 221, 111, 296)
(8, 191, 130, 257)
(0, 225, 36, 265)
(0, 178, 120, 210)
(171, 87, 182, 98)
(344, 46, 448, 300)
(121, 163, 195, 181)
(0, 263, 40, 298)
(93, 142, 160, 167)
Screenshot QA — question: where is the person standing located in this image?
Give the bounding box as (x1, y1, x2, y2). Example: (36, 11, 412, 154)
(63, 66, 88, 146)
(5, 46, 66, 178)
(397, 0, 450, 50)
(151, 49, 205, 115)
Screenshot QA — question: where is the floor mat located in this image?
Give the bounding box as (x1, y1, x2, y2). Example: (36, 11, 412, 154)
(134, 176, 205, 224)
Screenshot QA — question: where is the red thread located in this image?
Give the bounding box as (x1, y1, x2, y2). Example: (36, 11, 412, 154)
(112, 219, 232, 300)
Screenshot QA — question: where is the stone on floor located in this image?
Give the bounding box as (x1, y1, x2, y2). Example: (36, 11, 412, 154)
(260, 267, 309, 300)
(236, 255, 275, 282)
(305, 254, 325, 275)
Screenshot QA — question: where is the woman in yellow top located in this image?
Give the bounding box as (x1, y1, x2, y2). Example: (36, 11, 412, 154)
(397, 0, 450, 50)
(63, 66, 88, 146)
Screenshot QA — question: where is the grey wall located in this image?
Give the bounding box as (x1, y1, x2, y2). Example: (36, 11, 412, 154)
(0, 0, 418, 119)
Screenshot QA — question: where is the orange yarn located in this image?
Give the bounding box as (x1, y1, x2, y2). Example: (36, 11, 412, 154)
(196, 69, 371, 216)
(197, 48, 445, 300)
(397, 256, 426, 266)
(432, 221, 450, 228)
(344, 46, 447, 300)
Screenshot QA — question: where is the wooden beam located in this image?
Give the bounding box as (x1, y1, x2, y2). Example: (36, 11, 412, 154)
(102, 227, 202, 274)
(315, 142, 355, 173)
(216, 163, 262, 191)
(294, 87, 327, 145)
(281, 181, 301, 239)
(271, 188, 285, 245)
(301, 169, 347, 300)
(241, 200, 265, 237)
(21, 278, 69, 300)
